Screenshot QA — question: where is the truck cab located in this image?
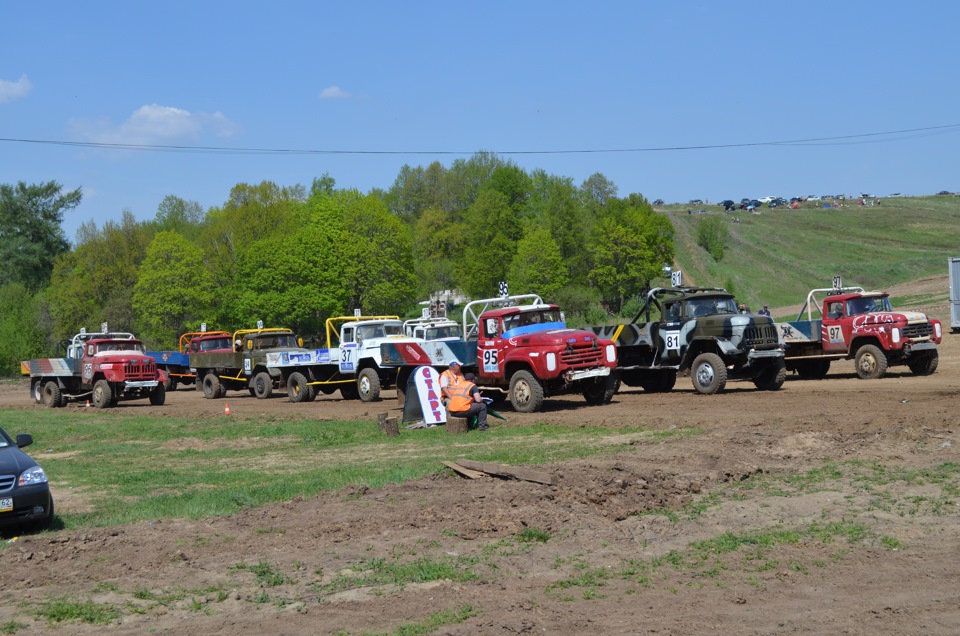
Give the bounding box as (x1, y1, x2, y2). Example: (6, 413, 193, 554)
(329, 317, 404, 401)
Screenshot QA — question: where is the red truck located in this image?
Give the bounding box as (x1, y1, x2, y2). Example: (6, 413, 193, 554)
(778, 286, 942, 379)
(380, 294, 619, 412)
(23, 328, 167, 408)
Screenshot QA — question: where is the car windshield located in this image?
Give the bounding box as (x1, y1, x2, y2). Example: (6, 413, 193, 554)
(684, 297, 737, 318)
(0, 429, 10, 448)
(847, 296, 892, 316)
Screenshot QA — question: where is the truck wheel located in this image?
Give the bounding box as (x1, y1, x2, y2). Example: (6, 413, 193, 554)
(92, 379, 113, 408)
(163, 375, 177, 392)
(907, 351, 939, 376)
(149, 384, 166, 406)
(753, 359, 787, 391)
(855, 344, 888, 379)
(306, 386, 318, 402)
(357, 368, 381, 402)
(509, 370, 544, 413)
(340, 382, 360, 400)
(287, 372, 311, 403)
(202, 373, 221, 400)
(31, 380, 42, 404)
(253, 372, 273, 399)
(583, 372, 618, 406)
(41, 381, 63, 408)
(641, 371, 677, 393)
(796, 360, 831, 379)
(691, 353, 727, 395)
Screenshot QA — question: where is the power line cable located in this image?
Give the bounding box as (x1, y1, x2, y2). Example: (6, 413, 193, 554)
(0, 123, 957, 156)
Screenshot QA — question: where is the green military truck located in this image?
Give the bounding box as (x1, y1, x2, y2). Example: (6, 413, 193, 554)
(590, 286, 786, 394)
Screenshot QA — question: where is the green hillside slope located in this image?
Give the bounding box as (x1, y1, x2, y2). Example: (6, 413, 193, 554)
(661, 196, 959, 310)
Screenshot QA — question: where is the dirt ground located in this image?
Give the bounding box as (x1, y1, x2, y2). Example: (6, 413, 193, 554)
(1, 282, 958, 635)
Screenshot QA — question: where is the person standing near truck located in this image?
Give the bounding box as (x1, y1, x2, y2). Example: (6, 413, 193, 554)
(440, 359, 463, 406)
(448, 372, 489, 431)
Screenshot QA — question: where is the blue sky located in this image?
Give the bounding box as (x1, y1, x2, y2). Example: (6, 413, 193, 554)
(2, 1, 958, 240)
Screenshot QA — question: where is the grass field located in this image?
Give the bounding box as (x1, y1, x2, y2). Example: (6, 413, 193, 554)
(661, 195, 960, 310)
(0, 408, 683, 531)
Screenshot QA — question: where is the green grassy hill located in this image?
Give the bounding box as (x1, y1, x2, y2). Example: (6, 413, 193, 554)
(660, 196, 960, 311)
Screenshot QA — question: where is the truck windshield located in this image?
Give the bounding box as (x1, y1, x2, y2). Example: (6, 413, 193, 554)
(254, 334, 299, 349)
(426, 325, 462, 339)
(96, 342, 145, 354)
(684, 297, 737, 318)
(847, 296, 892, 315)
(197, 337, 232, 351)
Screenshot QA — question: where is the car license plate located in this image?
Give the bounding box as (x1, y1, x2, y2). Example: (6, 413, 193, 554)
(0, 497, 11, 512)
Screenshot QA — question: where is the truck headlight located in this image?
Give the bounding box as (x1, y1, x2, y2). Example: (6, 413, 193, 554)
(891, 328, 900, 343)
(19, 465, 48, 486)
(606, 344, 616, 363)
(935, 323, 942, 338)
(99, 363, 114, 370)
(546, 352, 557, 371)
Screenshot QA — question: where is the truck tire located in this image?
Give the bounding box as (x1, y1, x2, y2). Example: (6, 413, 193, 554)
(509, 370, 544, 413)
(641, 370, 677, 393)
(92, 379, 113, 409)
(149, 384, 166, 406)
(691, 353, 727, 395)
(753, 359, 787, 391)
(855, 344, 888, 379)
(357, 368, 381, 402)
(583, 372, 618, 405)
(253, 372, 273, 399)
(795, 359, 831, 379)
(41, 381, 63, 408)
(163, 375, 177, 392)
(340, 382, 360, 400)
(287, 372, 311, 403)
(202, 373, 222, 400)
(31, 380, 42, 404)
(907, 351, 939, 376)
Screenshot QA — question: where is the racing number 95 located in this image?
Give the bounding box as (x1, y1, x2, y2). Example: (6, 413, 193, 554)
(482, 348, 499, 372)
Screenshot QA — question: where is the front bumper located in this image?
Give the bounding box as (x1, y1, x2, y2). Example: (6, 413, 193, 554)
(0, 484, 52, 528)
(564, 366, 611, 382)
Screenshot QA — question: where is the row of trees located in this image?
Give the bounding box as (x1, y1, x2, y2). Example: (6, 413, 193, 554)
(0, 153, 675, 375)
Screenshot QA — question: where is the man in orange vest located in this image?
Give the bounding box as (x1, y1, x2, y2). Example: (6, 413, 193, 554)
(447, 372, 489, 431)
(440, 359, 463, 407)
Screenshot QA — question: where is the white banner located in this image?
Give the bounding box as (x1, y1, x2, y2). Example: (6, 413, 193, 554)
(413, 366, 446, 425)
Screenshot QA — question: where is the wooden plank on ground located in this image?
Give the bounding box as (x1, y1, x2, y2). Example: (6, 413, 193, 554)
(442, 461, 487, 479)
(454, 459, 554, 485)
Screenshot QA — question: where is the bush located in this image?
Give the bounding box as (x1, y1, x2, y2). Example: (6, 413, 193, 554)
(696, 216, 728, 261)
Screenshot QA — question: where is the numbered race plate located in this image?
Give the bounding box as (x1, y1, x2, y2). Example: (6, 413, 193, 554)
(0, 497, 12, 513)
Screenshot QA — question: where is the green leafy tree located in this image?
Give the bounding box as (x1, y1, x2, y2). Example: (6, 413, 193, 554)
(132, 232, 217, 347)
(411, 207, 468, 297)
(589, 202, 675, 312)
(150, 195, 204, 235)
(528, 170, 591, 285)
(0, 283, 45, 375)
(696, 215, 728, 261)
(0, 181, 81, 290)
(460, 190, 521, 297)
(508, 226, 568, 299)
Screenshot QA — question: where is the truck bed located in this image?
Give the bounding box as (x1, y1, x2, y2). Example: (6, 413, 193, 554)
(380, 340, 478, 368)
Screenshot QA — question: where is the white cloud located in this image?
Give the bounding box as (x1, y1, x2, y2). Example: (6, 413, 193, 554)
(0, 74, 33, 103)
(68, 104, 240, 145)
(319, 85, 352, 100)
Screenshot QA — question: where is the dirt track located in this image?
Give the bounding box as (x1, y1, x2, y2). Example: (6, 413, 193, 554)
(1, 296, 958, 634)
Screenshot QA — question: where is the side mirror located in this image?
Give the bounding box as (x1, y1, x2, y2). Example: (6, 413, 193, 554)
(16, 433, 33, 449)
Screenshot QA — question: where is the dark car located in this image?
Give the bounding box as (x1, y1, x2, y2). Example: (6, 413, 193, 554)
(719, 200, 737, 211)
(937, 190, 952, 196)
(689, 199, 703, 205)
(652, 199, 664, 206)
(0, 426, 54, 532)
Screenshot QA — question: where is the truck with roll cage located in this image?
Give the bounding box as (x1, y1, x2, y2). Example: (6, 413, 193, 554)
(590, 286, 785, 394)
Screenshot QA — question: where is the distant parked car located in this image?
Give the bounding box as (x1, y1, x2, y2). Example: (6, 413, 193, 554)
(758, 196, 775, 204)
(937, 190, 952, 196)
(807, 195, 820, 201)
(719, 200, 737, 211)
(653, 199, 664, 206)
(0, 426, 54, 533)
(822, 195, 834, 200)
(689, 199, 703, 205)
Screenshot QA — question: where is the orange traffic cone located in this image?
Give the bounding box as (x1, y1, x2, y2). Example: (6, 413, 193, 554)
(85, 400, 90, 408)
(224, 403, 231, 415)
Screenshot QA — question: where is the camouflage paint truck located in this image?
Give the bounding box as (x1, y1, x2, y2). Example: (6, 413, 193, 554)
(777, 286, 942, 379)
(590, 286, 785, 394)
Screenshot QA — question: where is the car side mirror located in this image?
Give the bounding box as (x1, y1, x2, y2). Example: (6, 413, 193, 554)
(16, 433, 33, 449)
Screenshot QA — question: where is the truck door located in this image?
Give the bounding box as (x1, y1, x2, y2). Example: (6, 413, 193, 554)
(657, 300, 691, 366)
(478, 316, 507, 382)
(821, 301, 848, 353)
(338, 327, 358, 373)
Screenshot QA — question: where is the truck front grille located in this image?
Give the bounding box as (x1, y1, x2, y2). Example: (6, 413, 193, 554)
(561, 343, 603, 368)
(902, 323, 934, 339)
(742, 324, 779, 347)
(124, 359, 157, 381)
